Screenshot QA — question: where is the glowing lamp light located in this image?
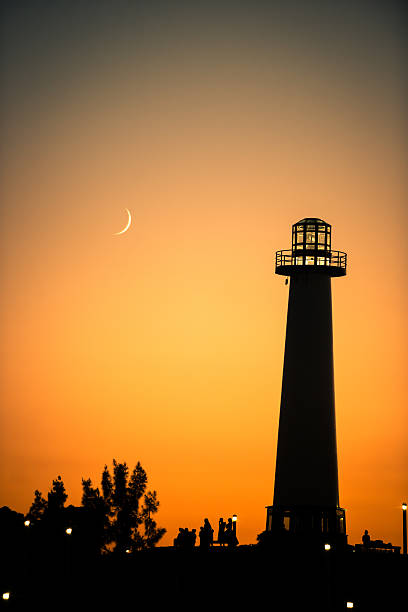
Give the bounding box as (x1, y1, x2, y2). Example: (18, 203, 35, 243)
(402, 503, 407, 511)
(232, 515, 237, 522)
(125, 549, 131, 554)
(65, 528, 73, 535)
(346, 603, 354, 609)
(324, 544, 331, 551)
(2, 593, 10, 600)
(24, 520, 30, 527)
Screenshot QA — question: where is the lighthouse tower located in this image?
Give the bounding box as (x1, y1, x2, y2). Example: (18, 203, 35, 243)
(266, 218, 347, 547)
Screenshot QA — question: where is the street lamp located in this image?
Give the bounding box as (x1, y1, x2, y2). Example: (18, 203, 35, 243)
(324, 543, 331, 551)
(346, 603, 354, 609)
(2, 593, 10, 600)
(232, 514, 237, 539)
(65, 527, 73, 535)
(24, 520, 30, 527)
(402, 502, 407, 555)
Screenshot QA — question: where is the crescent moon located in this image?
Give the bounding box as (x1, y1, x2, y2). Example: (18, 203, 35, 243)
(114, 209, 131, 235)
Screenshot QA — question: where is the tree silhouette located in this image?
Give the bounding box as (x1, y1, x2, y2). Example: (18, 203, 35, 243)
(47, 475, 67, 513)
(26, 477, 67, 533)
(111, 460, 132, 551)
(129, 462, 148, 505)
(24, 476, 70, 558)
(23, 462, 165, 556)
(81, 478, 108, 555)
(27, 490, 47, 522)
(142, 490, 166, 548)
(101, 464, 113, 504)
(98, 459, 166, 552)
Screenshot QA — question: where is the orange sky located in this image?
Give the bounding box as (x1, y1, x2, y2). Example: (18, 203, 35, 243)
(1, 1, 407, 547)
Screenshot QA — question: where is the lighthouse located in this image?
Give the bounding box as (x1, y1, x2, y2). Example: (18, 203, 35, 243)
(266, 218, 347, 547)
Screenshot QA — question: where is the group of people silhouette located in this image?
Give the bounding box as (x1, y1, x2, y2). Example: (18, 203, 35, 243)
(216, 517, 238, 547)
(174, 517, 238, 549)
(174, 527, 197, 548)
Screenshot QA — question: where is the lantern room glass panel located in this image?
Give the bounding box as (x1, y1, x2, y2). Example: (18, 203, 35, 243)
(290, 219, 334, 266)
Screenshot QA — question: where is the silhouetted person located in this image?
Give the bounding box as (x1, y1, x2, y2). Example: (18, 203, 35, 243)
(190, 528, 197, 547)
(199, 519, 213, 549)
(199, 526, 207, 549)
(224, 518, 238, 547)
(224, 518, 232, 545)
(174, 528, 185, 548)
(218, 518, 226, 546)
(362, 529, 371, 548)
(204, 518, 213, 546)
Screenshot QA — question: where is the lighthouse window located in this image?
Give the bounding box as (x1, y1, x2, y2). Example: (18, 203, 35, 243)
(306, 256, 315, 265)
(318, 244, 325, 250)
(318, 225, 325, 231)
(295, 257, 303, 265)
(296, 232, 304, 244)
(317, 257, 325, 265)
(318, 232, 326, 244)
(306, 232, 315, 243)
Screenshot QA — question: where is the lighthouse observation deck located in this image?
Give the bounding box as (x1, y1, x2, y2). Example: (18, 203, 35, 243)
(275, 249, 347, 276)
(275, 217, 347, 277)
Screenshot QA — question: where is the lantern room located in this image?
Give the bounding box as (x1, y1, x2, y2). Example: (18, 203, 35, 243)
(276, 217, 347, 276)
(292, 218, 331, 255)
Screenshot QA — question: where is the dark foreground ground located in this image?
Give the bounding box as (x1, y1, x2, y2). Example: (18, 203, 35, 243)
(1, 544, 406, 611)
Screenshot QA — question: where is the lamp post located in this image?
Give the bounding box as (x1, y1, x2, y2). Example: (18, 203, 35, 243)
(232, 515, 237, 541)
(402, 502, 407, 555)
(23, 518, 32, 585)
(65, 527, 73, 580)
(232, 514, 238, 546)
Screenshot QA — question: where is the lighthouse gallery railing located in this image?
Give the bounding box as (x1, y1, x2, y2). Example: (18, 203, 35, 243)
(276, 249, 347, 271)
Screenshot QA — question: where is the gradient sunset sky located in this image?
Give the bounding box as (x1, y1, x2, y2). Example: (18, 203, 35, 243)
(1, 0, 407, 547)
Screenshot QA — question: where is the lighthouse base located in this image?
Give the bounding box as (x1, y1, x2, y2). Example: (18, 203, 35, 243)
(265, 505, 347, 549)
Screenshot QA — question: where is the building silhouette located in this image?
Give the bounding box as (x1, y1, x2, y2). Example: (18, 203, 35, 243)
(266, 218, 347, 547)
